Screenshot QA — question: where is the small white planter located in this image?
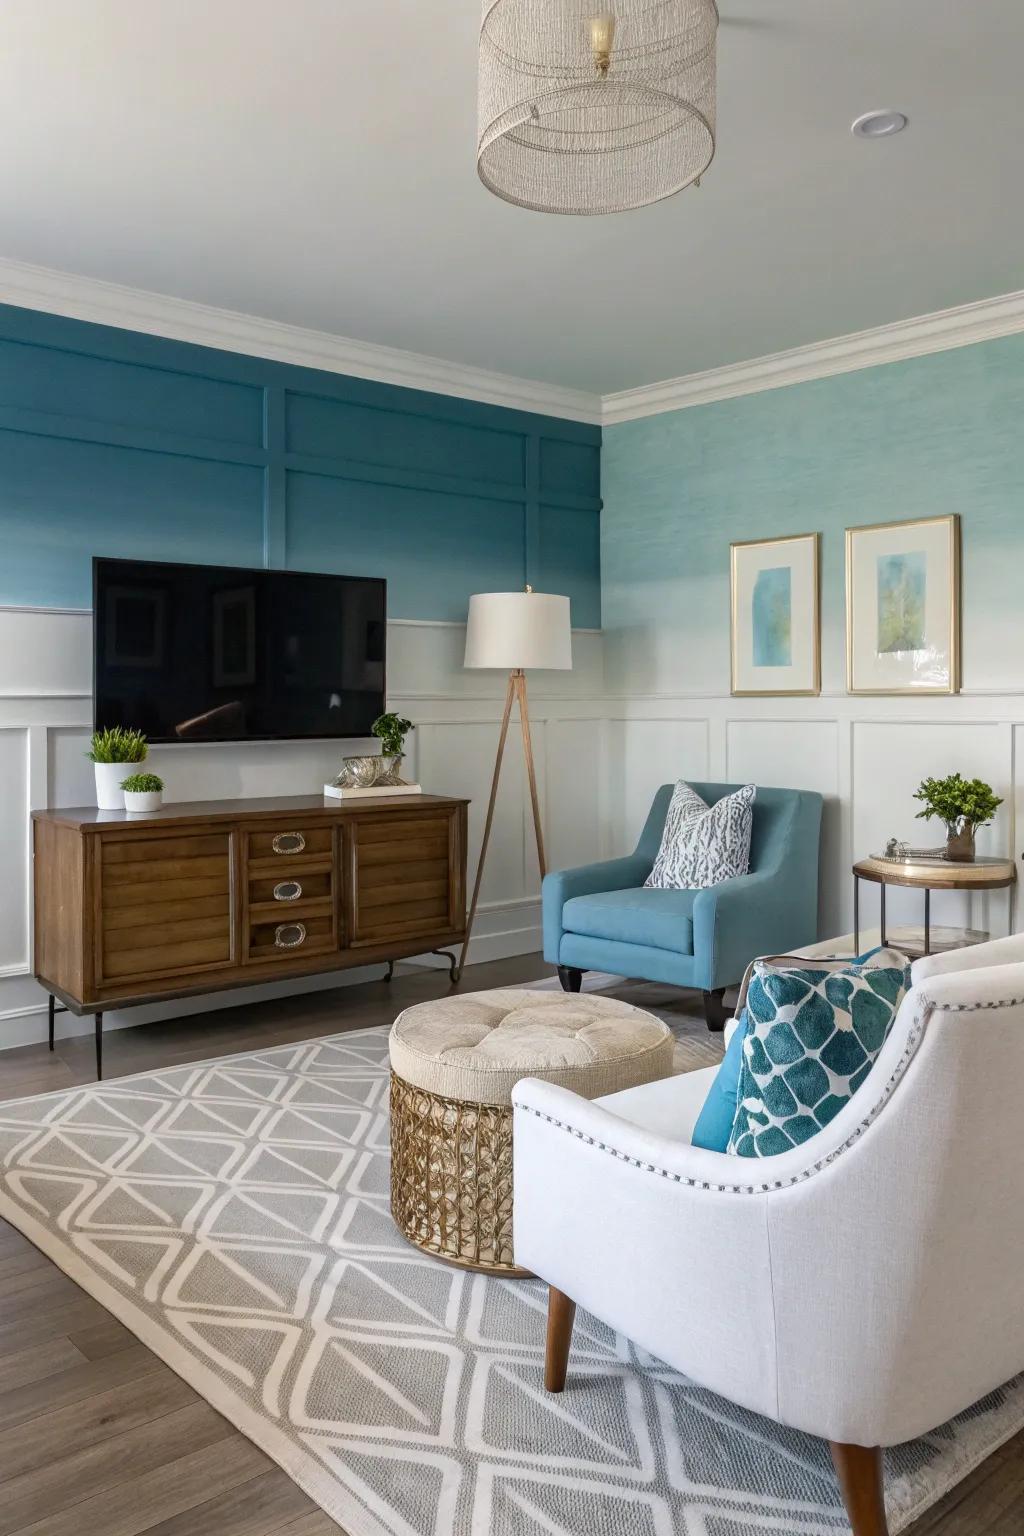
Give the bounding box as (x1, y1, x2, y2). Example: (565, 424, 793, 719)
(123, 789, 163, 815)
(94, 761, 131, 811)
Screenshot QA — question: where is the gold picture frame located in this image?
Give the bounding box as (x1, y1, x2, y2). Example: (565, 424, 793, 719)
(730, 532, 821, 696)
(845, 514, 960, 695)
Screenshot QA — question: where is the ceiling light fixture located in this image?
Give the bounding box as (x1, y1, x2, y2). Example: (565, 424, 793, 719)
(851, 109, 908, 139)
(477, 0, 718, 216)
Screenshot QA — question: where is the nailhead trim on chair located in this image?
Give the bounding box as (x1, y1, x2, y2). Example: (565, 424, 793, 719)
(516, 992, 1024, 1196)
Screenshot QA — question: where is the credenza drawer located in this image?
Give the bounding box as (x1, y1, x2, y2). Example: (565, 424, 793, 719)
(248, 914, 336, 962)
(247, 826, 333, 860)
(248, 870, 332, 906)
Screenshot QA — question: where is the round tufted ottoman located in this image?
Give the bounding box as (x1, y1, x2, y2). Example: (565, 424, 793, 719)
(388, 988, 673, 1274)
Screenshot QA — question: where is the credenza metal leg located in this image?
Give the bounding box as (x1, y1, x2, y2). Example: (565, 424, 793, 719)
(431, 949, 459, 984)
(47, 994, 68, 1053)
(95, 1012, 103, 1081)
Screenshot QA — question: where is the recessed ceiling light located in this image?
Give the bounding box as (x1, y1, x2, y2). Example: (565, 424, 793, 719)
(851, 109, 908, 139)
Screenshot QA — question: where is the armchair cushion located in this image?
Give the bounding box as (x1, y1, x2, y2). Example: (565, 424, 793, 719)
(728, 947, 912, 1157)
(646, 781, 755, 890)
(562, 886, 697, 953)
(691, 1015, 748, 1151)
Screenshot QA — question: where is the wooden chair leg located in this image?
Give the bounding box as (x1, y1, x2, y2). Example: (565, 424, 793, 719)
(544, 1287, 577, 1393)
(557, 966, 583, 993)
(829, 1442, 889, 1536)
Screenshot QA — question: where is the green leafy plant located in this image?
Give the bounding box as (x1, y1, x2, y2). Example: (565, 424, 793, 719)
(120, 772, 163, 793)
(913, 773, 1003, 833)
(372, 713, 413, 757)
(86, 726, 148, 764)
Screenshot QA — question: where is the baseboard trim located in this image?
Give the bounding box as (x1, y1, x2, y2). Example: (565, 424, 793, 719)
(0, 912, 545, 1051)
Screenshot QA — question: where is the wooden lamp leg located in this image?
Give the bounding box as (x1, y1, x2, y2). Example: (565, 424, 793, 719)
(458, 671, 517, 980)
(514, 670, 546, 880)
(544, 1286, 576, 1392)
(829, 1442, 889, 1536)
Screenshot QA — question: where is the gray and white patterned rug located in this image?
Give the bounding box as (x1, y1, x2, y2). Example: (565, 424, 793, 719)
(0, 1021, 1021, 1536)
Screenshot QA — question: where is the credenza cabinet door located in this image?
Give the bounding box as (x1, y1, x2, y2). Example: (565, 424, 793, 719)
(96, 831, 235, 984)
(347, 810, 463, 947)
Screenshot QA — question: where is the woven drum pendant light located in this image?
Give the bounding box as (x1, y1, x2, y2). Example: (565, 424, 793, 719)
(477, 0, 718, 215)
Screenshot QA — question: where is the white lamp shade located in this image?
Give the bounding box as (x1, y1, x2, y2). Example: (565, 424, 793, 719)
(464, 591, 572, 671)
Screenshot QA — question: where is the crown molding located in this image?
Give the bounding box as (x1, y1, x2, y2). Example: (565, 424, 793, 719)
(3, 257, 1022, 431)
(0, 257, 603, 426)
(601, 288, 1024, 424)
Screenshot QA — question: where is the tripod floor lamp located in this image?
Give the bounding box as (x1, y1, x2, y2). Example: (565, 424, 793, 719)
(458, 588, 572, 979)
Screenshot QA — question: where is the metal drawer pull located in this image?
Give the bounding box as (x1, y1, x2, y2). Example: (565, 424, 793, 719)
(271, 831, 306, 855)
(273, 880, 302, 902)
(274, 922, 307, 949)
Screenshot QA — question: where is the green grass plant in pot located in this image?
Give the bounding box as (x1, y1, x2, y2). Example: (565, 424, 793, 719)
(913, 773, 1003, 862)
(120, 771, 164, 815)
(87, 726, 148, 811)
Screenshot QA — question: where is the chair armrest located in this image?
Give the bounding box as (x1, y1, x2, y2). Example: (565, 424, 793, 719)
(911, 931, 1024, 986)
(692, 866, 816, 990)
(541, 854, 650, 963)
(511, 1078, 778, 1419)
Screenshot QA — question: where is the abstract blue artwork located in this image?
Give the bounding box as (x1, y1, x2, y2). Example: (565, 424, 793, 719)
(752, 565, 792, 667)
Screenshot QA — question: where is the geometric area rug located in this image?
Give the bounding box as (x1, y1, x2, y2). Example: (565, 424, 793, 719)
(0, 1025, 1021, 1536)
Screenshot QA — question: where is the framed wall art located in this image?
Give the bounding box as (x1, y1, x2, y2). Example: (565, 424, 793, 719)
(730, 532, 820, 696)
(846, 515, 960, 695)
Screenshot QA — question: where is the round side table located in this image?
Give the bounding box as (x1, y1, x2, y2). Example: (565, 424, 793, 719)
(852, 855, 1016, 958)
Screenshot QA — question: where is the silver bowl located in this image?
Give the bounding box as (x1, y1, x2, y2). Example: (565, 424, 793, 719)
(330, 754, 406, 790)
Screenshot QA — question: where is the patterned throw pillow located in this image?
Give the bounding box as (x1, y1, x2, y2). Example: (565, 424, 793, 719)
(727, 947, 911, 1158)
(645, 782, 755, 891)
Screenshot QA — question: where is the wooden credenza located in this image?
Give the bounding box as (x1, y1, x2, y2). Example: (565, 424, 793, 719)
(32, 793, 468, 1075)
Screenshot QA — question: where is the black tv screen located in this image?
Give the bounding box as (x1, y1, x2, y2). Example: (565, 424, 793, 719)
(93, 558, 386, 743)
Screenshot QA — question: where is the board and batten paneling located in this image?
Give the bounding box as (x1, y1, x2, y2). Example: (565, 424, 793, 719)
(851, 719, 1013, 937)
(0, 300, 601, 624)
(602, 716, 711, 855)
(726, 718, 842, 937)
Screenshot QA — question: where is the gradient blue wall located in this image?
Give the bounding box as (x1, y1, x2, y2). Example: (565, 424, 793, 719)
(0, 304, 601, 625)
(601, 334, 1024, 693)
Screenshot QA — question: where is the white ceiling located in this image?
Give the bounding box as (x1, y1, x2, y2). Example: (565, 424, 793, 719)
(1, 0, 1021, 396)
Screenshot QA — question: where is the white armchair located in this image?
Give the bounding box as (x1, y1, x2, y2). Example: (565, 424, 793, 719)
(512, 933, 1024, 1536)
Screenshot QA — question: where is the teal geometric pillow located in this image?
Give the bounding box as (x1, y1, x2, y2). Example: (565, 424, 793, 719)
(726, 947, 911, 1158)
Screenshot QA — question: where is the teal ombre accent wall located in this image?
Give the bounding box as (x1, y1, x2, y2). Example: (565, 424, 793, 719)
(0, 304, 601, 625)
(601, 334, 1024, 693)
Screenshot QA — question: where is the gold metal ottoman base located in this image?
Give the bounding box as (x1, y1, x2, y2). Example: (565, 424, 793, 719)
(389, 1071, 530, 1276)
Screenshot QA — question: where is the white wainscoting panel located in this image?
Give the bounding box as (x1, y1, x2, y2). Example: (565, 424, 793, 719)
(726, 718, 842, 936)
(543, 718, 605, 875)
(8, 602, 1024, 1053)
(0, 607, 606, 1049)
(0, 730, 28, 976)
(603, 716, 710, 853)
(851, 719, 1012, 938)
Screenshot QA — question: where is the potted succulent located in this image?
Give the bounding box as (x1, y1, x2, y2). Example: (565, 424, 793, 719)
(913, 773, 1003, 862)
(86, 726, 148, 810)
(371, 712, 414, 781)
(120, 771, 164, 815)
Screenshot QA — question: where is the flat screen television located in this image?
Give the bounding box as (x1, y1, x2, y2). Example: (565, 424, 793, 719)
(93, 557, 386, 743)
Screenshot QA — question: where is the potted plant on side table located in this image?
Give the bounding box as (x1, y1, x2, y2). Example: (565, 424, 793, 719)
(913, 772, 1003, 862)
(87, 726, 149, 810)
(121, 771, 164, 814)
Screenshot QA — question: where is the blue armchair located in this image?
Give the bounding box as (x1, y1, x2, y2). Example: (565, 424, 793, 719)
(542, 782, 823, 1029)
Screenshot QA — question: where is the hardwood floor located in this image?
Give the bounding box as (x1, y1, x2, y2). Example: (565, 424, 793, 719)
(0, 955, 1019, 1534)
